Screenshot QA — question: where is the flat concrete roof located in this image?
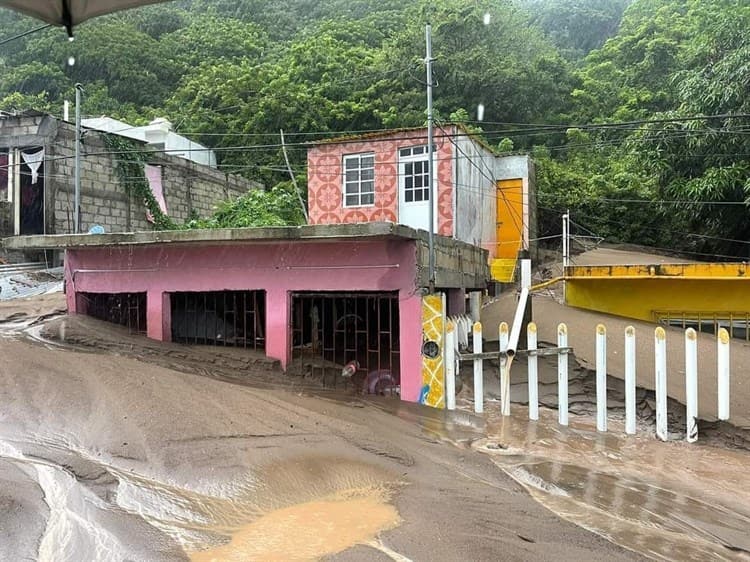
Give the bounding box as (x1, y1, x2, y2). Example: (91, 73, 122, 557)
(4, 223, 432, 249)
(3, 223, 490, 289)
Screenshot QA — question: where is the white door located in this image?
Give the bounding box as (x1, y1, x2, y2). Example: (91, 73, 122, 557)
(398, 145, 437, 232)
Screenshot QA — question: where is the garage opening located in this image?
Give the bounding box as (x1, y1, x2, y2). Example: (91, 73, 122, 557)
(77, 292, 147, 333)
(170, 291, 265, 349)
(291, 292, 400, 394)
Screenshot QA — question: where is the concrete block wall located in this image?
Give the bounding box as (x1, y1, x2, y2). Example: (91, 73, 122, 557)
(49, 125, 134, 234)
(51, 122, 260, 234)
(0, 113, 49, 146)
(1, 113, 261, 236)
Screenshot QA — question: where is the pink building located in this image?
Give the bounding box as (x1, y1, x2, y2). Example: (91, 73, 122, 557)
(307, 125, 535, 280)
(6, 224, 488, 404)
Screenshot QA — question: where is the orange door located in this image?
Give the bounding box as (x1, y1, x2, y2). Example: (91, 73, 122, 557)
(496, 178, 524, 258)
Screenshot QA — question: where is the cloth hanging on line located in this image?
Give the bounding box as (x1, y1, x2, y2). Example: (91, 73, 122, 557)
(144, 164, 167, 223)
(21, 148, 45, 184)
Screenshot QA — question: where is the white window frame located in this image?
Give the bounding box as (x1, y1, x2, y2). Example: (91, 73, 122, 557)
(342, 152, 375, 208)
(399, 145, 431, 204)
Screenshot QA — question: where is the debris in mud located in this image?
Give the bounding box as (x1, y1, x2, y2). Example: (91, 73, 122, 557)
(0, 266, 63, 301)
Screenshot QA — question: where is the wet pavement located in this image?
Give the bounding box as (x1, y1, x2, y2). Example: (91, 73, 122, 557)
(477, 409, 750, 561)
(1, 294, 749, 560)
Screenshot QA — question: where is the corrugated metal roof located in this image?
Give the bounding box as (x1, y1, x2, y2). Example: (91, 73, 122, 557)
(0, 266, 63, 301)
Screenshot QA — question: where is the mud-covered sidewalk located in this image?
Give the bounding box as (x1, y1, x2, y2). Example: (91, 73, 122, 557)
(0, 293, 640, 562)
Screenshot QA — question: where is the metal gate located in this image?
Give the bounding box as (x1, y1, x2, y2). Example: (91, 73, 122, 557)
(77, 292, 147, 334)
(170, 290, 265, 349)
(291, 292, 400, 390)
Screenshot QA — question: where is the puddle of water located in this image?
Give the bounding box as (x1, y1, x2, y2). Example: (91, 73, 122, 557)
(189, 488, 399, 562)
(477, 408, 750, 561)
(0, 430, 405, 562)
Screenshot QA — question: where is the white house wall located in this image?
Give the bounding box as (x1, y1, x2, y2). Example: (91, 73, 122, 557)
(454, 135, 498, 255)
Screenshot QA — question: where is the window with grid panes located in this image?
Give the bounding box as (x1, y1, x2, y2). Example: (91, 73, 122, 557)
(342, 153, 375, 207)
(399, 146, 430, 203)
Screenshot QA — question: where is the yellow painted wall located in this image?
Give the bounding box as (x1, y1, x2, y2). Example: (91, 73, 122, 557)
(567, 262, 749, 279)
(566, 263, 750, 321)
(420, 293, 445, 408)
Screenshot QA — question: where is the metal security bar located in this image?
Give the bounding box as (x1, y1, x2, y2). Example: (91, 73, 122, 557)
(291, 292, 400, 387)
(78, 292, 147, 334)
(654, 310, 750, 341)
(170, 291, 265, 349)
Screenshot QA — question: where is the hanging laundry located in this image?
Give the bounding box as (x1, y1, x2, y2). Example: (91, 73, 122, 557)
(21, 148, 44, 184)
(144, 164, 167, 223)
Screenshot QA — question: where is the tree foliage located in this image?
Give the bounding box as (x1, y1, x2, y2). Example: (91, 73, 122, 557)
(0, 0, 747, 251)
(188, 186, 306, 229)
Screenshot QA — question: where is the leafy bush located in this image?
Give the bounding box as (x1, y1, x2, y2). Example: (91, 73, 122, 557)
(185, 186, 306, 229)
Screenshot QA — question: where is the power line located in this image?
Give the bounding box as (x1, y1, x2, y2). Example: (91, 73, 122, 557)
(464, 113, 750, 129)
(0, 23, 53, 47)
(600, 198, 748, 206)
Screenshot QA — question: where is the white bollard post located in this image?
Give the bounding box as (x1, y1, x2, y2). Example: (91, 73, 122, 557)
(558, 323, 569, 426)
(499, 322, 510, 416)
(625, 326, 637, 435)
(527, 322, 538, 421)
(446, 322, 456, 411)
(473, 322, 483, 414)
(655, 327, 668, 441)
(717, 327, 730, 421)
(596, 324, 607, 432)
(685, 328, 698, 443)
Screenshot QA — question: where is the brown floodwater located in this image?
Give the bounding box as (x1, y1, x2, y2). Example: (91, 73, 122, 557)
(2, 307, 750, 561)
(475, 408, 750, 561)
(116, 455, 404, 560)
(189, 489, 400, 562)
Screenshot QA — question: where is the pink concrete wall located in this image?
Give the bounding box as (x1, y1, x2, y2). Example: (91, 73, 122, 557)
(307, 127, 455, 237)
(63, 240, 424, 402)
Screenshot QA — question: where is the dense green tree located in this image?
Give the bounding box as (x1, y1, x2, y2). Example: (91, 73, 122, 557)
(0, 0, 747, 245)
(520, 0, 631, 61)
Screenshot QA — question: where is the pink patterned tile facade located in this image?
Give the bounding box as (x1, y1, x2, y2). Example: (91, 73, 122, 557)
(308, 127, 455, 237)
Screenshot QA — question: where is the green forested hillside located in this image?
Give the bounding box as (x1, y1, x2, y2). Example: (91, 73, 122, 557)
(0, 0, 748, 257)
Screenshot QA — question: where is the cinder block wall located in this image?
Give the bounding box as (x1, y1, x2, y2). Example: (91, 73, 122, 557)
(0, 113, 261, 236)
(50, 123, 260, 234)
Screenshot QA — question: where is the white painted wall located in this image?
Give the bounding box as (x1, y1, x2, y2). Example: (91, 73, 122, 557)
(454, 135, 497, 255)
(82, 117, 217, 168)
(453, 137, 534, 260)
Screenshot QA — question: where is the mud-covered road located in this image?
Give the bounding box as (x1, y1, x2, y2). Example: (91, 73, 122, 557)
(3, 294, 750, 561)
(0, 293, 642, 561)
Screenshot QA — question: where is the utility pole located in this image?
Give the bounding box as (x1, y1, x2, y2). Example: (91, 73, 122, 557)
(426, 23, 436, 293)
(562, 210, 570, 301)
(74, 83, 83, 234)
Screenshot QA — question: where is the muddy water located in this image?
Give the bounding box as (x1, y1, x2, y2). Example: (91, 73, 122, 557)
(189, 490, 399, 562)
(475, 408, 750, 561)
(0, 433, 404, 561)
(3, 307, 750, 561)
(0, 312, 407, 561)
